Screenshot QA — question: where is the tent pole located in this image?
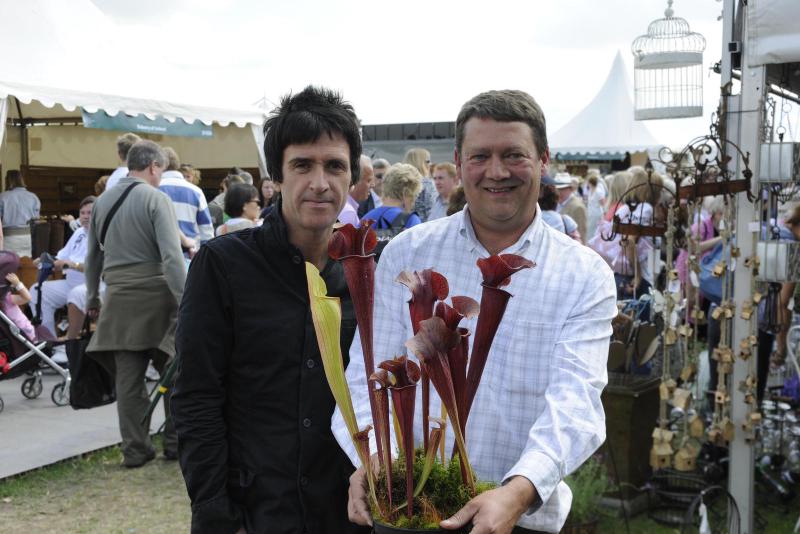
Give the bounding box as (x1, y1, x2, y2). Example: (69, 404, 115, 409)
(723, 0, 759, 532)
(13, 97, 28, 171)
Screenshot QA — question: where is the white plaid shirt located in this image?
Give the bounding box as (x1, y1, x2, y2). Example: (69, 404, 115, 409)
(332, 206, 616, 532)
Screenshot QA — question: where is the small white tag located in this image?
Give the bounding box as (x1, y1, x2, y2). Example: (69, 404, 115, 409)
(690, 271, 700, 288)
(729, 259, 736, 271)
(668, 279, 681, 295)
(718, 219, 726, 231)
(699, 502, 711, 534)
(748, 221, 760, 233)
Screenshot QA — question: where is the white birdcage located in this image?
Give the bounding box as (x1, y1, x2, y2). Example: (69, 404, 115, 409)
(631, 0, 706, 120)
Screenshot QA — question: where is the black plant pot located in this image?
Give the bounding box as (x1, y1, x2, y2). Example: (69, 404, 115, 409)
(372, 519, 471, 534)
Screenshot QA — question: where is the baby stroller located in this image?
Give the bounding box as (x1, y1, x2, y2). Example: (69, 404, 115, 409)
(0, 251, 70, 413)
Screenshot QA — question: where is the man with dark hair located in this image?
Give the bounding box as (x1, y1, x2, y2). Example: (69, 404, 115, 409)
(172, 85, 369, 534)
(341, 90, 616, 533)
(85, 139, 185, 469)
(106, 132, 142, 190)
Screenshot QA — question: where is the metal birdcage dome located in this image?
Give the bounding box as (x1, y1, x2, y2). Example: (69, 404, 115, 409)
(631, 0, 706, 120)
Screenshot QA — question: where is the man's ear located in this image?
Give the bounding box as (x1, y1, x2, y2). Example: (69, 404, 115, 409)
(454, 149, 462, 182)
(541, 148, 550, 176)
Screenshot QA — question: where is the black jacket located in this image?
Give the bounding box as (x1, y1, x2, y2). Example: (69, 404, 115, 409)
(171, 206, 367, 534)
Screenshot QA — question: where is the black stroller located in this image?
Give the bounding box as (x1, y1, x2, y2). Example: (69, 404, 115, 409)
(0, 251, 70, 412)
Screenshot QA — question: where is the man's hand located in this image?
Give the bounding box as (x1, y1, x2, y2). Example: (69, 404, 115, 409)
(440, 476, 537, 534)
(87, 306, 101, 320)
(347, 454, 381, 527)
(347, 467, 373, 526)
(54, 259, 69, 271)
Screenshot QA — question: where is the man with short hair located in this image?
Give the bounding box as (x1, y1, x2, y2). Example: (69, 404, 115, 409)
(340, 90, 616, 534)
(105, 132, 142, 190)
(339, 155, 373, 225)
(158, 147, 214, 255)
(554, 172, 587, 243)
(371, 158, 390, 197)
(358, 158, 387, 217)
(172, 86, 370, 534)
(429, 162, 459, 220)
(85, 140, 185, 468)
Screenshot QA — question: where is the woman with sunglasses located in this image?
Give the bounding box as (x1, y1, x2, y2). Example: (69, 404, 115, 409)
(216, 183, 262, 236)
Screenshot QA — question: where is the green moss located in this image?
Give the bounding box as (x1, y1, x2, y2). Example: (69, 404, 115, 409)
(373, 448, 495, 529)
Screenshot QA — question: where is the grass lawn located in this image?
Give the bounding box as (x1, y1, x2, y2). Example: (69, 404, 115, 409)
(0, 437, 190, 534)
(1, 440, 798, 533)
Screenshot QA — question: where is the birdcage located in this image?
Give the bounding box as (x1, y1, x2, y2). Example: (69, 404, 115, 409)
(631, 0, 706, 120)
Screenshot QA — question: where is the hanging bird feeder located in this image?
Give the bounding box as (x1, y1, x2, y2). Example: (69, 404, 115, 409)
(631, 0, 706, 120)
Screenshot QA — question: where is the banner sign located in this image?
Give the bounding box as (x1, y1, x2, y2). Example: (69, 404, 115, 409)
(81, 109, 213, 138)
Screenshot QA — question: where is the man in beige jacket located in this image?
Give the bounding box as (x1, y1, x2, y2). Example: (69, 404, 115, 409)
(554, 172, 588, 243)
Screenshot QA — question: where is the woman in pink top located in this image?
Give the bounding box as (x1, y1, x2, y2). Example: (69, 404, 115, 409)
(1, 271, 35, 340)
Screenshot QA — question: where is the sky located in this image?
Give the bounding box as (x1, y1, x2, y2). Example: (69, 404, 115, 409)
(88, 0, 732, 148)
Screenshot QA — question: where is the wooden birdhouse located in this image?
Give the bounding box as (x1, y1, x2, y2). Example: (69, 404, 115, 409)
(714, 390, 730, 405)
(718, 362, 733, 375)
(680, 363, 697, 382)
(672, 388, 693, 410)
(741, 300, 754, 320)
(712, 261, 726, 277)
(708, 427, 724, 446)
(711, 306, 723, 320)
(691, 308, 705, 321)
(674, 447, 697, 472)
(668, 269, 679, 280)
(753, 291, 763, 303)
(731, 246, 741, 258)
(678, 324, 693, 338)
(689, 415, 705, 438)
(650, 443, 673, 470)
(721, 418, 736, 441)
(665, 328, 677, 346)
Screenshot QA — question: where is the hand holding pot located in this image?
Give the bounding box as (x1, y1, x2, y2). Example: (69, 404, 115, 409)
(347, 453, 381, 526)
(440, 476, 537, 534)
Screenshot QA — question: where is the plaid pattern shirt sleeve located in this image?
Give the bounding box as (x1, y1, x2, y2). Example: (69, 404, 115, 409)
(332, 207, 616, 532)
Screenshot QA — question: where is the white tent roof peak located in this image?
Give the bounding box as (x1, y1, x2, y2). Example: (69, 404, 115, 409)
(549, 51, 661, 156)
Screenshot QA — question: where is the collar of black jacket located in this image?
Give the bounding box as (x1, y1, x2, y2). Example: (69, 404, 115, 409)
(257, 196, 337, 277)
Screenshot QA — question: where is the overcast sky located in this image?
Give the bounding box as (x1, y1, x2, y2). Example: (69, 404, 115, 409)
(89, 0, 732, 147)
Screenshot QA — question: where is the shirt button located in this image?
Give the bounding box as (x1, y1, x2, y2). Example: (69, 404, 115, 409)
(302, 418, 312, 428)
(300, 475, 309, 486)
(306, 358, 315, 369)
(292, 255, 302, 264)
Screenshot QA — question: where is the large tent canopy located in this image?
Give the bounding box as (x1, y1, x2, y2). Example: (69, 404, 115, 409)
(548, 51, 661, 161)
(0, 0, 266, 184)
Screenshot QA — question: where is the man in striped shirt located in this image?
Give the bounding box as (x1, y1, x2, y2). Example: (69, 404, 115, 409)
(158, 148, 214, 255)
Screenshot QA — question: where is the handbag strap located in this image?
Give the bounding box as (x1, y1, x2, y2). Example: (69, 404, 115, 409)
(100, 181, 141, 248)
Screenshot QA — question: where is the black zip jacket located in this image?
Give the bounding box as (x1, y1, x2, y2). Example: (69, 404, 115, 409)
(172, 206, 368, 534)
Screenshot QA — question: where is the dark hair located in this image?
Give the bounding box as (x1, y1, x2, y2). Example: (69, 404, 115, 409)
(224, 183, 258, 218)
(5, 170, 25, 189)
(455, 90, 548, 158)
(79, 195, 97, 209)
(263, 85, 362, 186)
(538, 184, 559, 211)
(446, 185, 467, 216)
(258, 178, 276, 207)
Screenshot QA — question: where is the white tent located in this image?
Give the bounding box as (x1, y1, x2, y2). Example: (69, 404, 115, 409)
(0, 0, 267, 196)
(549, 51, 661, 160)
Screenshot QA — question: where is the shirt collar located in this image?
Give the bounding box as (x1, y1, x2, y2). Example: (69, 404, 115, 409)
(457, 205, 544, 257)
(161, 170, 185, 182)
